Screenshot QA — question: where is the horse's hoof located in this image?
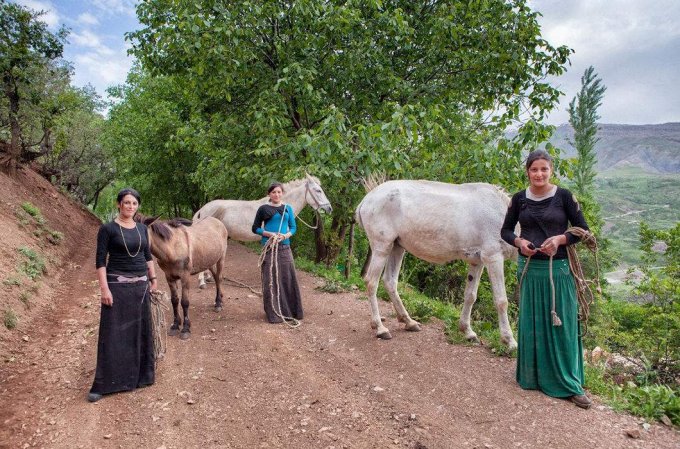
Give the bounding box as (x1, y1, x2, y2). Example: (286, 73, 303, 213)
(180, 331, 191, 340)
(214, 305, 223, 312)
(467, 336, 481, 345)
(168, 328, 179, 337)
(199, 284, 206, 290)
(376, 330, 392, 340)
(405, 322, 422, 332)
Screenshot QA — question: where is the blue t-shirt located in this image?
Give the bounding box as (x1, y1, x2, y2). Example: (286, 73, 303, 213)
(252, 204, 297, 245)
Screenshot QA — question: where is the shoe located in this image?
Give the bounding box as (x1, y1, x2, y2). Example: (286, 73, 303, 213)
(570, 394, 592, 409)
(87, 392, 103, 403)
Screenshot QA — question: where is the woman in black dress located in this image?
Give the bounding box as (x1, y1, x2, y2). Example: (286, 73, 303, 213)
(88, 188, 158, 402)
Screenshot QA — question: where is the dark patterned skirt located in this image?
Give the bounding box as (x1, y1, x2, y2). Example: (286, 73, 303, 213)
(90, 275, 155, 396)
(260, 245, 303, 323)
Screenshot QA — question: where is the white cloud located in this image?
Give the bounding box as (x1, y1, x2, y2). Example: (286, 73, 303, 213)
(77, 12, 99, 26)
(90, 0, 137, 17)
(73, 50, 132, 90)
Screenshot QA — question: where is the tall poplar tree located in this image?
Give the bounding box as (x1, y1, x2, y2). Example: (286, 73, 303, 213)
(568, 66, 606, 196)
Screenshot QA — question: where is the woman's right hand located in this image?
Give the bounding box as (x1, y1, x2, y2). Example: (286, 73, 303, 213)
(100, 287, 113, 306)
(517, 239, 538, 257)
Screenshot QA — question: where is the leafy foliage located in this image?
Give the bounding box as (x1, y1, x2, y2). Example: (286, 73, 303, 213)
(119, 0, 571, 260)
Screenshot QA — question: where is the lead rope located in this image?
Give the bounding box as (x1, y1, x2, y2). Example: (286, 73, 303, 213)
(257, 205, 300, 329)
(517, 254, 561, 324)
(516, 227, 600, 333)
(150, 290, 169, 362)
(565, 226, 601, 337)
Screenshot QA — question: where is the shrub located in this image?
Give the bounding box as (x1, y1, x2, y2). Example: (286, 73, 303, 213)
(4, 309, 18, 329)
(47, 230, 64, 245)
(21, 202, 45, 224)
(2, 277, 22, 287)
(17, 246, 46, 280)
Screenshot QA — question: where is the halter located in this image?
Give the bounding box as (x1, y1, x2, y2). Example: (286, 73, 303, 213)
(304, 179, 331, 212)
(298, 180, 331, 230)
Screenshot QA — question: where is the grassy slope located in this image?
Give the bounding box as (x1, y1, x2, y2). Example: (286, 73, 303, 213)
(594, 167, 680, 267)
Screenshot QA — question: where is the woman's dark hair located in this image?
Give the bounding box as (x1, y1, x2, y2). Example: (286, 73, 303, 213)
(525, 149, 553, 170)
(267, 182, 284, 194)
(116, 188, 141, 204)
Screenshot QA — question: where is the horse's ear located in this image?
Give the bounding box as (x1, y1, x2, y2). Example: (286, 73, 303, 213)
(144, 215, 160, 226)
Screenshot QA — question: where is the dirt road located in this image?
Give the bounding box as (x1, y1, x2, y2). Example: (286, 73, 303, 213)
(1, 240, 678, 449)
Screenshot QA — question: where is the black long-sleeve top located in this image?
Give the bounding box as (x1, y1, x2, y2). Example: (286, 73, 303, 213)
(500, 187, 589, 260)
(95, 221, 153, 275)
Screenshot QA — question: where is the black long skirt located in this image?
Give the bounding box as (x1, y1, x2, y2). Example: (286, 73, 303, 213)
(90, 278, 155, 396)
(260, 245, 303, 323)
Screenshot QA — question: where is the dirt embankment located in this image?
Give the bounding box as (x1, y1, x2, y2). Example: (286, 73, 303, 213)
(0, 167, 678, 449)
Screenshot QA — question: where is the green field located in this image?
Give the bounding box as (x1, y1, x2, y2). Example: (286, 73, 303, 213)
(594, 167, 680, 267)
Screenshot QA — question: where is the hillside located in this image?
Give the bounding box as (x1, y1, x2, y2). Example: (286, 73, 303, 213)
(1, 168, 678, 448)
(548, 122, 680, 174)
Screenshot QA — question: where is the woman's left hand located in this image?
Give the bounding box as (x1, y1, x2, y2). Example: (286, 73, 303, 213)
(150, 278, 158, 292)
(539, 235, 565, 256)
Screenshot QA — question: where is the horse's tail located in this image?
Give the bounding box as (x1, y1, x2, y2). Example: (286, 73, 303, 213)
(354, 200, 365, 231)
(361, 171, 386, 193)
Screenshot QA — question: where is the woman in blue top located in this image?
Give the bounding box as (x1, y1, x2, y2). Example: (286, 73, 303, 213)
(252, 182, 303, 323)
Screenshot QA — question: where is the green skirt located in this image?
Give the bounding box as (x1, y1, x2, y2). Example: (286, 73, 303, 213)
(516, 256, 584, 398)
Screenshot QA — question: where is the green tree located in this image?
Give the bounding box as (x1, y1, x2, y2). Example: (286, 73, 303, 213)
(568, 65, 606, 197)
(634, 222, 680, 382)
(126, 0, 571, 262)
(103, 67, 207, 217)
(40, 85, 113, 207)
(0, 0, 68, 175)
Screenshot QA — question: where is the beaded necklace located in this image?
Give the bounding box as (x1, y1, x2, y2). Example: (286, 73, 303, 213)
(118, 219, 142, 257)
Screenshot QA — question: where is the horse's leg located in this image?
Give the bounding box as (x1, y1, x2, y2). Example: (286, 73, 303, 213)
(382, 245, 420, 332)
(198, 271, 206, 289)
(168, 279, 181, 336)
(210, 257, 224, 312)
(179, 275, 191, 340)
(485, 255, 517, 350)
(459, 263, 484, 344)
(364, 244, 392, 339)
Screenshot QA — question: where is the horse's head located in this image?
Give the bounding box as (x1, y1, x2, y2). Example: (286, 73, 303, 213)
(304, 173, 333, 214)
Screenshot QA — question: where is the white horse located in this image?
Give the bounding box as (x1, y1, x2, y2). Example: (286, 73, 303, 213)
(355, 180, 518, 348)
(193, 173, 333, 287)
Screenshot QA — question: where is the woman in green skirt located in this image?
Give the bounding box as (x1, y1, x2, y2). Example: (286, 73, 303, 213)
(501, 149, 593, 409)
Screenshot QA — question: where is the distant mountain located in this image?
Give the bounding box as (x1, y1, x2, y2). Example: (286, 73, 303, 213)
(548, 123, 680, 174)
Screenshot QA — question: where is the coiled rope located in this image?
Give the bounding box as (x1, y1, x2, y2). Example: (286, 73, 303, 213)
(517, 226, 601, 335)
(150, 289, 169, 362)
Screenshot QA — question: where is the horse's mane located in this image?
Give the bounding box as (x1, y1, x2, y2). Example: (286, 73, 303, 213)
(361, 172, 387, 192)
(137, 215, 193, 241)
(256, 175, 320, 201)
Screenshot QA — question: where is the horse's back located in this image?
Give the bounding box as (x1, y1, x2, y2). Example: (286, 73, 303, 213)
(357, 180, 512, 263)
(194, 199, 262, 242)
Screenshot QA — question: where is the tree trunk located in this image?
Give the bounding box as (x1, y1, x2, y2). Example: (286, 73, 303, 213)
(344, 219, 355, 279)
(1, 79, 22, 176)
(314, 211, 327, 263)
(360, 247, 372, 278)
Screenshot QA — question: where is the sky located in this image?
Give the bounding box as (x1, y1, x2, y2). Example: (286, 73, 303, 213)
(11, 0, 680, 126)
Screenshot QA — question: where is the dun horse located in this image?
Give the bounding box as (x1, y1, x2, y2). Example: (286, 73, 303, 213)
(193, 173, 332, 287)
(143, 216, 228, 339)
(355, 180, 518, 348)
